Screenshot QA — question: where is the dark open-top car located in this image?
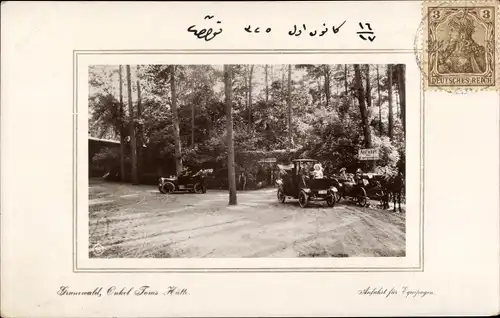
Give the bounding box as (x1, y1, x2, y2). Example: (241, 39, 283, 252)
(331, 172, 386, 207)
(276, 159, 339, 208)
(158, 168, 213, 194)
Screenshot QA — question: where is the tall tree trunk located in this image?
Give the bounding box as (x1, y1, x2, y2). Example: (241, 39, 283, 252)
(118, 65, 126, 182)
(354, 64, 372, 149)
(170, 65, 183, 174)
(398, 64, 406, 137)
(282, 66, 286, 94)
(324, 65, 330, 107)
(224, 65, 237, 205)
(191, 103, 195, 147)
(248, 65, 254, 132)
(317, 79, 322, 105)
(245, 65, 249, 106)
(365, 65, 372, 108)
(264, 64, 269, 103)
(136, 65, 143, 181)
(376, 65, 383, 136)
(344, 65, 348, 96)
(396, 86, 400, 118)
(287, 64, 293, 149)
(387, 64, 394, 140)
(126, 65, 139, 185)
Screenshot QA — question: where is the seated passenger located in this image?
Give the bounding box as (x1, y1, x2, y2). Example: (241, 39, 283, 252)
(312, 163, 324, 179)
(339, 167, 348, 181)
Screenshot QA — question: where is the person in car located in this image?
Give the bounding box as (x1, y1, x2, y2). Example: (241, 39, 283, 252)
(355, 168, 370, 187)
(298, 162, 311, 186)
(339, 167, 348, 181)
(312, 163, 324, 179)
(180, 166, 192, 177)
(355, 168, 364, 185)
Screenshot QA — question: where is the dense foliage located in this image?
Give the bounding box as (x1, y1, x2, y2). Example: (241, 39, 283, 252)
(89, 64, 405, 187)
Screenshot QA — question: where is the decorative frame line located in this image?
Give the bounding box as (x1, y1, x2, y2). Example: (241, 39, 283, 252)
(73, 49, 424, 273)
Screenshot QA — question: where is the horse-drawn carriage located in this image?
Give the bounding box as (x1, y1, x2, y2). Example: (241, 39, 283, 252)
(276, 159, 339, 208)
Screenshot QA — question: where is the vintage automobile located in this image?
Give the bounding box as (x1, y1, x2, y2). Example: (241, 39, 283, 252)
(333, 172, 386, 207)
(276, 159, 339, 208)
(158, 168, 213, 194)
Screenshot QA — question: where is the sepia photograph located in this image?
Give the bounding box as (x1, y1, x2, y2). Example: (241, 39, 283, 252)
(88, 64, 406, 259)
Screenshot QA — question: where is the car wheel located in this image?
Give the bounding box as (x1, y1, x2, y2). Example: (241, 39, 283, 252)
(162, 182, 175, 194)
(334, 190, 342, 203)
(298, 191, 309, 208)
(194, 182, 204, 194)
(357, 187, 368, 207)
(277, 188, 286, 203)
(159, 185, 166, 194)
(326, 193, 335, 207)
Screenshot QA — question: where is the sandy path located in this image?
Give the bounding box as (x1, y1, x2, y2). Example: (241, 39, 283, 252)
(89, 180, 406, 258)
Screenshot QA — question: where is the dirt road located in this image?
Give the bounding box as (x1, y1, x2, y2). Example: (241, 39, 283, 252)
(89, 180, 406, 258)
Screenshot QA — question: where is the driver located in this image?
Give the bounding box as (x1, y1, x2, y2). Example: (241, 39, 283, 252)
(355, 168, 369, 187)
(298, 162, 310, 186)
(355, 168, 363, 184)
(180, 166, 192, 177)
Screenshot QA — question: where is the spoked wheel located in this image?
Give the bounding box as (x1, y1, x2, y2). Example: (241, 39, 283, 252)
(376, 191, 385, 207)
(326, 193, 335, 207)
(357, 187, 368, 207)
(277, 188, 286, 203)
(298, 191, 309, 208)
(193, 182, 205, 194)
(161, 182, 175, 194)
(334, 190, 342, 203)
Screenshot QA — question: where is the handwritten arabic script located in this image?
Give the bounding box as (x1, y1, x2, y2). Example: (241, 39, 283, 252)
(187, 15, 224, 42)
(187, 15, 376, 42)
(288, 21, 346, 37)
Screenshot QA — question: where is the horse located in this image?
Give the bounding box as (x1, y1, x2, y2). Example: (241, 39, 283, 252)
(380, 172, 405, 213)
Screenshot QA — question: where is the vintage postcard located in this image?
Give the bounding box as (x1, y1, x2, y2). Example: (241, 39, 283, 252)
(1, 1, 499, 317)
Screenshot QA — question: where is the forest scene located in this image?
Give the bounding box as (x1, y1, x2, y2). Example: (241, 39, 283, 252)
(89, 64, 405, 189)
(88, 64, 407, 258)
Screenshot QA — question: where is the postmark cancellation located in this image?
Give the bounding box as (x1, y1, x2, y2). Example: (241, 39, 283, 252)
(421, 0, 500, 91)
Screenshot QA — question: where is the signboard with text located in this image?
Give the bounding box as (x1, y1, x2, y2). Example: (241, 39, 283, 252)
(358, 148, 380, 160)
(258, 158, 277, 163)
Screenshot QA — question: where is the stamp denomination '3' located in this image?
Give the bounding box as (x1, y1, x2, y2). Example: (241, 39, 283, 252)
(425, 4, 497, 90)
